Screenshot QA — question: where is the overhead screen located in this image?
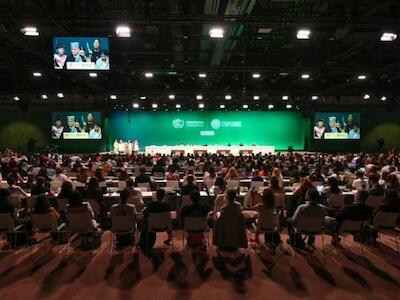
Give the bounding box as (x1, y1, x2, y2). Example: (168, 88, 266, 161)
(52, 111, 102, 140)
(109, 111, 308, 150)
(313, 112, 360, 139)
(53, 37, 109, 70)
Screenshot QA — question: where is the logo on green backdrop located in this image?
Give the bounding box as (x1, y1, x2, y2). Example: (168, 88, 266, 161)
(172, 118, 185, 129)
(210, 119, 221, 129)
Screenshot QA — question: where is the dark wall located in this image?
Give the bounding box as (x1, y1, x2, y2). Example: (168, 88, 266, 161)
(0, 106, 398, 153)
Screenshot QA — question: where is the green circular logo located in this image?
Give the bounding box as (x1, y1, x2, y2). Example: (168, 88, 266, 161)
(210, 119, 221, 129)
(172, 118, 184, 129)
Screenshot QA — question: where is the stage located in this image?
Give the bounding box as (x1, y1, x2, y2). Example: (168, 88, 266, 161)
(144, 145, 275, 155)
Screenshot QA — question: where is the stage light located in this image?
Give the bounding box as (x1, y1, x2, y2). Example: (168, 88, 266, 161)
(253, 95, 260, 100)
(41, 94, 47, 100)
(252, 73, 261, 79)
(363, 94, 370, 100)
(132, 103, 139, 108)
(225, 95, 232, 100)
(209, 27, 224, 38)
(152, 103, 158, 108)
(312, 96, 318, 100)
(110, 95, 117, 100)
(116, 26, 131, 37)
(301, 74, 310, 79)
(176, 104, 181, 108)
(144, 72, 153, 78)
(140, 96, 146, 100)
(381, 96, 387, 101)
(381, 32, 397, 42)
(357, 75, 367, 80)
(282, 95, 289, 100)
(57, 93, 64, 98)
(33, 72, 42, 77)
(198, 73, 207, 78)
(196, 95, 203, 100)
(198, 103, 204, 108)
(279, 72, 289, 76)
(89, 72, 97, 77)
(220, 104, 225, 109)
(242, 104, 249, 109)
(13, 96, 20, 101)
(297, 29, 310, 40)
(168, 94, 175, 100)
(21, 27, 39, 36)
(268, 104, 274, 109)
(286, 104, 292, 109)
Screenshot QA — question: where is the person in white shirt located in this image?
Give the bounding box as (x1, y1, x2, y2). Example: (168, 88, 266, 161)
(113, 140, 119, 155)
(351, 170, 369, 191)
(52, 167, 68, 182)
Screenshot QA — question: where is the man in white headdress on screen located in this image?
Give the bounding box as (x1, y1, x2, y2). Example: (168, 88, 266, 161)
(127, 140, 133, 155)
(113, 139, 119, 155)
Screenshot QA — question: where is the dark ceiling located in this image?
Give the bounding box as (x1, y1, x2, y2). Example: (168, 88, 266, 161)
(0, 0, 399, 111)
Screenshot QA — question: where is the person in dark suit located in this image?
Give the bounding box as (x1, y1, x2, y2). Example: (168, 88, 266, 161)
(181, 175, 199, 196)
(135, 167, 153, 187)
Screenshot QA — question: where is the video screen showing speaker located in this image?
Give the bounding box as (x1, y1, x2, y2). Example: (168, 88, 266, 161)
(52, 112, 102, 140)
(53, 37, 109, 70)
(313, 112, 360, 139)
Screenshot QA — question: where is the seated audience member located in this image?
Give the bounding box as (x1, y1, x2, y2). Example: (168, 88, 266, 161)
(84, 177, 105, 218)
(326, 190, 373, 244)
(59, 181, 73, 199)
(52, 167, 68, 182)
(139, 189, 172, 252)
(94, 168, 105, 183)
(243, 186, 262, 209)
(165, 166, 180, 181)
(251, 168, 264, 181)
(224, 166, 240, 181)
(385, 174, 399, 193)
(118, 169, 129, 181)
(254, 189, 281, 247)
(152, 160, 165, 176)
(310, 168, 325, 183)
(213, 190, 247, 250)
(181, 174, 199, 196)
(31, 176, 51, 196)
(368, 174, 385, 196)
(352, 171, 369, 190)
(374, 190, 400, 214)
(76, 170, 88, 184)
(0, 189, 15, 218)
(135, 167, 152, 186)
(7, 168, 25, 185)
(31, 194, 60, 220)
(289, 169, 301, 186)
(269, 176, 285, 195)
(287, 177, 314, 217)
(181, 190, 210, 249)
(321, 176, 342, 199)
(67, 191, 99, 230)
(125, 178, 144, 211)
(241, 167, 253, 178)
(182, 169, 197, 185)
(203, 167, 217, 187)
(6, 176, 28, 198)
(287, 189, 327, 248)
(271, 168, 284, 188)
(109, 189, 137, 246)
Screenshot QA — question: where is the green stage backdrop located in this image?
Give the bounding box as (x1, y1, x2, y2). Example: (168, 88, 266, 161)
(108, 111, 308, 151)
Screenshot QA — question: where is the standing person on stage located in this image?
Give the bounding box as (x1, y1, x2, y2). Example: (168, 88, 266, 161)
(118, 140, 125, 155)
(127, 140, 133, 156)
(113, 140, 119, 155)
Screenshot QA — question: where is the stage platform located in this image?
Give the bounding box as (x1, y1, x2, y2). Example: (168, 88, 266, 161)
(144, 145, 275, 155)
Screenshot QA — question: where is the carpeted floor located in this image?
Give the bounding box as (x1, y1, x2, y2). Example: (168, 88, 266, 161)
(0, 230, 399, 300)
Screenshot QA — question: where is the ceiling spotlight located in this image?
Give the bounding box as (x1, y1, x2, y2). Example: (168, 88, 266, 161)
(301, 74, 310, 79)
(268, 104, 274, 109)
(198, 73, 207, 78)
(144, 72, 153, 78)
(252, 73, 261, 79)
(57, 93, 64, 98)
(132, 103, 139, 108)
(253, 95, 260, 100)
(196, 95, 203, 100)
(33, 72, 42, 77)
(140, 96, 146, 100)
(282, 95, 289, 100)
(176, 104, 181, 109)
(312, 95, 318, 100)
(220, 104, 226, 109)
(363, 94, 370, 100)
(286, 104, 293, 109)
(381, 32, 397, 42)
(209, 27, 224, 38)
(13, 96, 20, 101)
(152, 103, 158, 108)
(381, 96, 387, 101)
(110, 95, 117, 100)
(41, 94, 47, 100)
(296, 29, 311, 40)
(279, 72, 289, 76)
(242, 104, 249, 109)
(168, 94, 175, 100)
(89, 72, 97, 77)
(116, 26, 131, 37)
(21, 26, 39, 36)
(357, 75, 367, 80)
(225, 95, 232, 100)
(198, 103, 205, 109)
